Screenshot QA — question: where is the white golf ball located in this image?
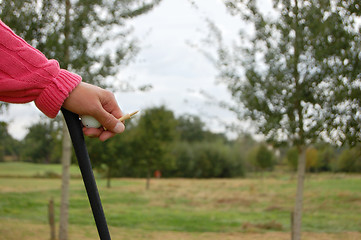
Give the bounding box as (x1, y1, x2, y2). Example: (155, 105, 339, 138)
(81, 115, 102, 128)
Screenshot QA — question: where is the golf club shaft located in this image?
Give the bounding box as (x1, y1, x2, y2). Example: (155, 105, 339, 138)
(61, 108, 111, 240)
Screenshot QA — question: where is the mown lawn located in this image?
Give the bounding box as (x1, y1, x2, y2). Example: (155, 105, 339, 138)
(0, 162, 81, 178)
(0, 162, 360, 240)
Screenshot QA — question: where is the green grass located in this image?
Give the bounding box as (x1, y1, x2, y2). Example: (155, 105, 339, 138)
(0, 162, 81, 178)
(0, 162, 361, 236)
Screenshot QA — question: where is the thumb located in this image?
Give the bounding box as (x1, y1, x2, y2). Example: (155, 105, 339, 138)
(95, 109, 125, 133)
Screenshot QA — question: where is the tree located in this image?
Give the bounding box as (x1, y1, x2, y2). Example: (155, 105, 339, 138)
(320, 2, 361, 147)
(0, 0, 162, 87)
(177, 114, 206, 142)
(132, 106, 178, 189)
(58, 2, 72, 238)
(172, 114, 244, 178)
(0, 121, 20, 162)
(21, 118, 62, 163)
(256, 144, 275, 171)
(87, 137, 116, 188)
(0, 0, 162, 239)
(86, 127, 136, 188)
(245, 143, 275, 172)
(207, 1, 361, 239)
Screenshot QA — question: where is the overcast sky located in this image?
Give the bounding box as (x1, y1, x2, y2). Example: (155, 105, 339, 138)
(116, 0, 245, 136)
(1, 0, 272, 140)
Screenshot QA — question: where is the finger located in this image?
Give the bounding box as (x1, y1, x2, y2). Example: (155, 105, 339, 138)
(101, 92, 123, 119)
(99, 131, 116, 142)
(93, 108, 125, 134)
(83, 127, 103, 138)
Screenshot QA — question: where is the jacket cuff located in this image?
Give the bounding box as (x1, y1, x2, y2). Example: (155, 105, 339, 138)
(35, 69, 82, 118)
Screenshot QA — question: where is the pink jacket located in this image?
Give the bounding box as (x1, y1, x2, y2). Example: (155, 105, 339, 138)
(0, 20, 81, 118)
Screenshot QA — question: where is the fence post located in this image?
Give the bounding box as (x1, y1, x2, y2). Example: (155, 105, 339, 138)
(291, 211, 294, 240)
(48, 198, 56, 240)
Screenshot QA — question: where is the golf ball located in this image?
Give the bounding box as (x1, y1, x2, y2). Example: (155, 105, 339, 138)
(81, 115, 102, 128)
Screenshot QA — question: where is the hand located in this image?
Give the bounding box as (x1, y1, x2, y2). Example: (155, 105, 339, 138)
(62, 82, 125, 141)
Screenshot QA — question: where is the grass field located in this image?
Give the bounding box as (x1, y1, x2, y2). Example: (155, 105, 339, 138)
(0, 162, 360, 240)
(0, 162, 82, 178)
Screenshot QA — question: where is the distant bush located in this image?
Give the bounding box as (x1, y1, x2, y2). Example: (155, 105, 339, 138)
(245, 146, 258, 171)
(336, 147, 361, 172)
(287, 147, 298, 171)
(171, 141, 196, 178)
(256, 144, 275, 171)
(171, 141, 245, 178)
(245, 144, 276, 172)
(287, 145, 338, 172)
(316, 145, 335, 172)
(306, 147, 318, 172)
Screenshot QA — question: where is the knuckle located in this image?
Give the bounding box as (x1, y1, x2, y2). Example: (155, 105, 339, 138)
(102, 113, 115, 127)
(103, 90, 115, 100)
(88, 105, 101, 116)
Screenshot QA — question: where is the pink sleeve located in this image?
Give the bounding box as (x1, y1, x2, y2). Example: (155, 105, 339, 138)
(0, 20, 81, 118)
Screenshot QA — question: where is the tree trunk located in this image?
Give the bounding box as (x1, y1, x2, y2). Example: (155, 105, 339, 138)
(59, 119, 72, 240)
(59, 1, 71, 239)
(292, 145, 306, 240)
(146, 167, 150, 190)
(106, 166, 111, 188)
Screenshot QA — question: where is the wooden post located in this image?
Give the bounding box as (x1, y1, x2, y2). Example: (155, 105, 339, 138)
(48, 198, 56, 240)
(291, 211, 294, 240)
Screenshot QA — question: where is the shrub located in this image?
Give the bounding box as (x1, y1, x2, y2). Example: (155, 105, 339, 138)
(256, 144, 275, 171)
(336, 147, 361, 172)
(306, 147, 318, 172)
(316, 145, 335, 172)
(171, 141, 245, 178)
(245, 146, 258, 171)
(287, 147, 298, 171)
(245, 144, 276, 172)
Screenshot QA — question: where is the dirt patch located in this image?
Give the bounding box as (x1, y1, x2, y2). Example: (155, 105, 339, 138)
(242, 220, 284, 231)
(337, 191, 361, 203)
(264, 205, 287, 212)
(216, 197, 254, 207)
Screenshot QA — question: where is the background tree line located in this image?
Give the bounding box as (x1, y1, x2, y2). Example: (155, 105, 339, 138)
(2, 105, 360, 178)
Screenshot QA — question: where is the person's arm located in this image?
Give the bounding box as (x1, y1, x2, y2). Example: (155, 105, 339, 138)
(0, 20, 125, 141)
(0, 19, 81, 118)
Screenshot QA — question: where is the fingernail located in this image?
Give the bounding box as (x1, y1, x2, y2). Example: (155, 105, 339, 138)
(114, 122, 125, 133)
